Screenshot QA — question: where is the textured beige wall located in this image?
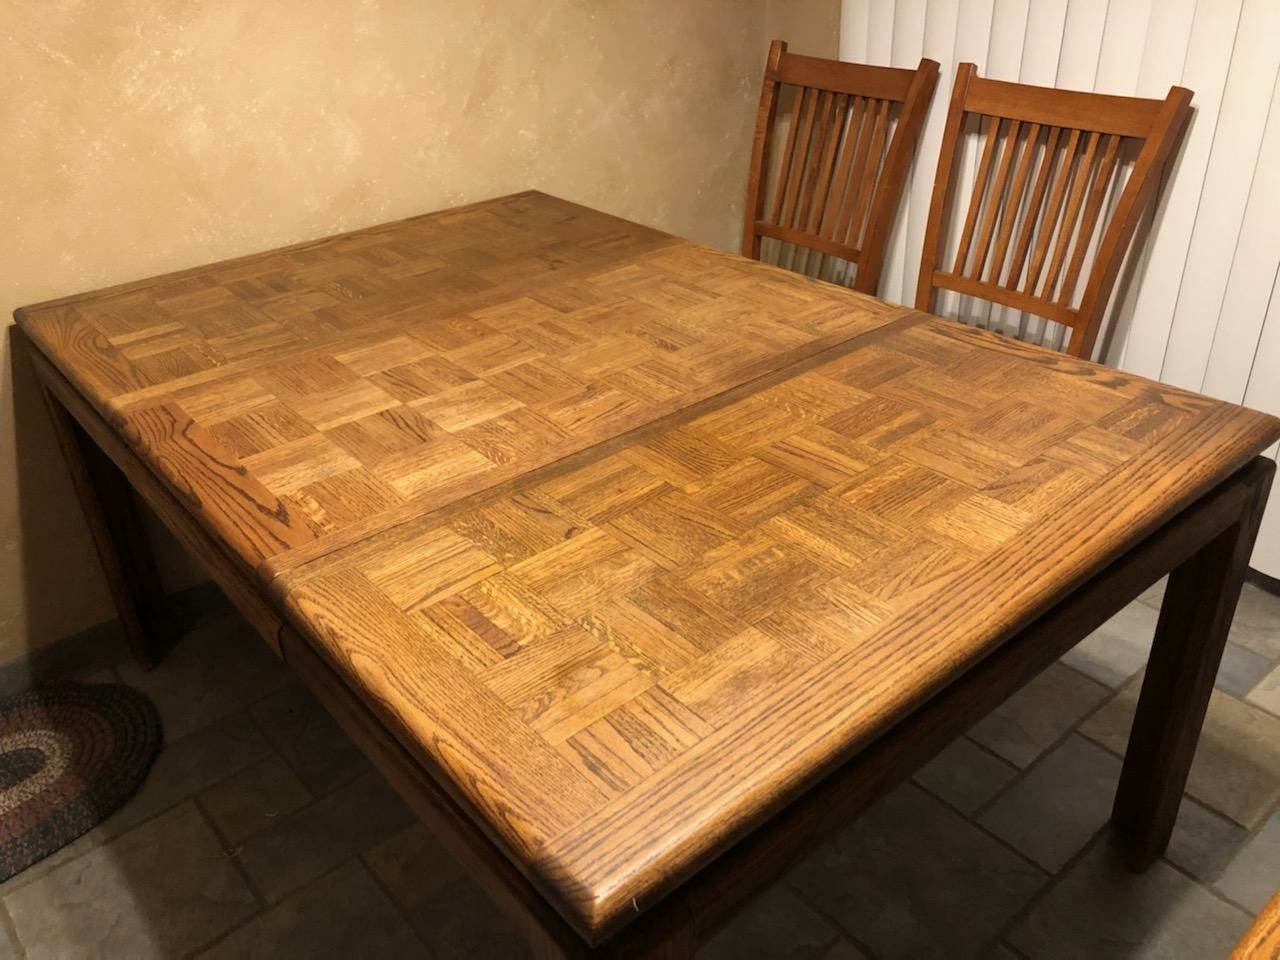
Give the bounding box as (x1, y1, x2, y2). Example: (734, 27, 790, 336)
(766, 0, 842, 62)
(0, 1, 837, 663)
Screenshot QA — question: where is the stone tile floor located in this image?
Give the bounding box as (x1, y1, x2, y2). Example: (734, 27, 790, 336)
(1, 578, 1278, 958)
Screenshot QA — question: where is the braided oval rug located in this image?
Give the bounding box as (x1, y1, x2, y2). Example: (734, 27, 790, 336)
(0, 683, 161, 881)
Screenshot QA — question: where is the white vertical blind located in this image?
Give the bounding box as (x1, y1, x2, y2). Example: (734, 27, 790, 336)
(838, 0, 1280, 576)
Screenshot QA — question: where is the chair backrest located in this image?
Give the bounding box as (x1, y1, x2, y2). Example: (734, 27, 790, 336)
(915, 63, 1192, 358)
(743, 41, 939, 294)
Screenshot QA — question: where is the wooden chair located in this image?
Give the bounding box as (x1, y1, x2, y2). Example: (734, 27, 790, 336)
(743, 41, 939, 294)
(1232, 891, 1280, 959)
(916, 64, 1193, 358)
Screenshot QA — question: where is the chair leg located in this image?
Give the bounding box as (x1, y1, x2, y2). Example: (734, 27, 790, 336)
(39, 385, 168, 670)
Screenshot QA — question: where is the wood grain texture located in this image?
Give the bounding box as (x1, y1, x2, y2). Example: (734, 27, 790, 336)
(743, 40, 938, 293)
(17, 192, 909, 582)
(275, 315, 1280, 939)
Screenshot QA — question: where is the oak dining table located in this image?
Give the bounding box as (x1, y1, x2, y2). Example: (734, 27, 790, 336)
(15, 191, 1280, 957)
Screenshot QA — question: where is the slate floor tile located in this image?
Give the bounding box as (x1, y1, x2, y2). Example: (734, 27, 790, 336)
(365, 822, 527, 959)
(106, 712, 273, 836)
(197, 861, 423, 959)
(1070, 599, 1269, 696)
(249, 682, 373, 795)
(1215, 642, 1273, 697)
(1082, 684, 1280, 827)
(1060, 601, 1157, 688)
(1164, 797, 1247, 884)
(4, 803, 257, 959)
(701, 884, 846, 959)
(979, 735, 1120, 872)
(969, 663, 1110, 768)
(1215, 811, 1280, 914)
(1229, 582, 1280, 659)
(787, 783, 1046, 958)
(0, 826, 100, 900)
(116, 614, 289, 740)
(913, 737, 1018, 816)
(200, 754, 314, 844)
(1247, 663, 1280, 717)
(235, 772, 413, 903)
(1009, 840, 1250, 959)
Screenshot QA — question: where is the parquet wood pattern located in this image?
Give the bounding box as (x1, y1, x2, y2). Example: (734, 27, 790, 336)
(276, 315, 1280, 939)
(18, 192, 907, 580)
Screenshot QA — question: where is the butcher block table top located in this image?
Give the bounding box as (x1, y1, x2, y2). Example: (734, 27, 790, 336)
(18, 192, 1280, 945)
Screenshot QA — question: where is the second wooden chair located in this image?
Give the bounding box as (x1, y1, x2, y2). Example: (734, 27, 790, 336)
(743, 41, 939, 294)
(916, 64, 1192, 358)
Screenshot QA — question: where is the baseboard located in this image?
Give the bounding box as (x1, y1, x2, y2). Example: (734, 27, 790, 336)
(1248, 566, 1280, 596)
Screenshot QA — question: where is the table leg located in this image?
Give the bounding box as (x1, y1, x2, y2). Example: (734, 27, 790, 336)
(38, 384, 167, 670)
(1112, 457, 1275, 869)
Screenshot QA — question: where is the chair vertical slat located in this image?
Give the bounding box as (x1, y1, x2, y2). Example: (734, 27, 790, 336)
(1060, 133, 1122, 304)
(1073, 89, 1192, 358)
(795, 90, 836, 229)
(1024, 128, 1081, 294)
(989, 122, 1041, 286)
(820, 96, 865, 239)
(953, 116, 1003, 275)
(778, 88, 819, 227)
(857, 60, 942, 294)
(807, 93, 848, 233)
(916, 62, 979, 315)
(1006, 125, 1062, 289)
(767, 86, 804, 225)
(834, 97, 879, 242)
(1042, 130, 1101, 301)
(972, 119, 1022, 281)
(848, 98, 893, 247)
